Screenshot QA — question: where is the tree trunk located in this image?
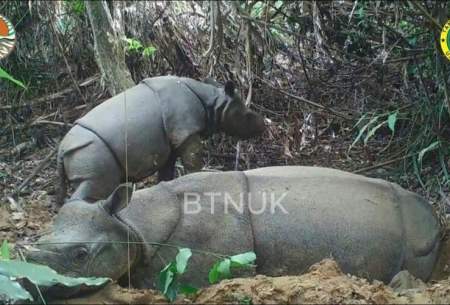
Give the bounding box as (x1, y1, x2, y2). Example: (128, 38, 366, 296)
(85, 0, 134, 96)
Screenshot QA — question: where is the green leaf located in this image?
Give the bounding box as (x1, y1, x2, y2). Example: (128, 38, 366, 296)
(230, 252, 256, 267)
(387, 112, 398, 132)
(0, 260, 110, 288)
(125, 38, 143, 52)
(176, 248, 192, 274)
(165, 285, 177, 302)
(353, 113, 368, 129)
(158, 262, 176, 294)
(417, 141, 440, 167)
(179, 284, 198, 295)
(218, 259, 231, 277)
(0, 67, 27, 89)
(350, 115, 379, 149)
(364, 120, 386, 145)
(208, 262, 220, 284)
(209, 259, 231, 284)
(0, 240, 10, 260)
(0, 274, 33, 303)
(143, 46, 157, 58)
(209, 252, 257, 284)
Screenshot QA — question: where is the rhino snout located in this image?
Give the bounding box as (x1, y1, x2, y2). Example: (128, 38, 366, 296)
(237, 111, 266, 139)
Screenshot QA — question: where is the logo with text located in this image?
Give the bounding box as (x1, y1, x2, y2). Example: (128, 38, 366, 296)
(0, 15, 15, 59)
(441, 19, 450, 61)
(183, 192, 289, 215)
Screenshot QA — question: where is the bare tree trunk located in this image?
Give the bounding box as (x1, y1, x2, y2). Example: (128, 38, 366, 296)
(85, 0, 134, 96)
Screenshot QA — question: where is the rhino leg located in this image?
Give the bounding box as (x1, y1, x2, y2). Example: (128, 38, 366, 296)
(64, 140, 122, 202)
(177, 133, 202, 173)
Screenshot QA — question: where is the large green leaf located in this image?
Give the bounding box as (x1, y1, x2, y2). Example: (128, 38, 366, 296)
(158, 262, 177, 301)
(0, 274, 33, 303)
(209, 252, 257, 284)
(208, 258, 231, 284)
(175, 248, 192, 274)
(0, 260, 110, 288)
(0, 67, 26, 89)
(159, 262, 176, 295)
(229, 252, 256, 267)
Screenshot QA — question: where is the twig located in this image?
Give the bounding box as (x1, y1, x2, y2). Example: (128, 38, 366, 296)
(14, 148, 57, 196)
(352, 154, 414, 174)
(408, 1, 442, 30)
(0, 75, 99, 110)
(31, 120, 73, 127)
(257, 76, 353, 120)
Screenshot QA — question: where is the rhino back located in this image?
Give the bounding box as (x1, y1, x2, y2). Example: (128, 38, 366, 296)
(244, 166, 407, 282)
(142, 77, 207, 148)
(76, 83, 170, 180)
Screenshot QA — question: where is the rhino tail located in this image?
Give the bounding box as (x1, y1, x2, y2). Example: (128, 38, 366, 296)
(56, 150, 67, 207)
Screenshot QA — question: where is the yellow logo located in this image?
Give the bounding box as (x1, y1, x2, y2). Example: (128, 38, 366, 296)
(441, 19, 450, 61)
(0, 14, 15, 59)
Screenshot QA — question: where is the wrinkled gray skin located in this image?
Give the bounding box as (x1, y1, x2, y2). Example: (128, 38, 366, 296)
(28, 166, 444, 288)
(57, 76, 265, 204)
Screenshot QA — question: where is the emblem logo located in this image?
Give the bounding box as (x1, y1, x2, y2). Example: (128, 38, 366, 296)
(0, 15, 16, 59)
(440, 19, 450, 61)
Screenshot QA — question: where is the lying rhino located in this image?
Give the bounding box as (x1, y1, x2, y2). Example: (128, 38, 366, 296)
(28, 166, 446, 288)
(57, 76, 265, 204)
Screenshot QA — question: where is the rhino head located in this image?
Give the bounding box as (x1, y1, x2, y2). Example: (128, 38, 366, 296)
(211, 80, 266, 139)
(26, 185, 137, 281)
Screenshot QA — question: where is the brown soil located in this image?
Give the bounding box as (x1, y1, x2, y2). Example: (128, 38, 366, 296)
(49, 259, 450, 305)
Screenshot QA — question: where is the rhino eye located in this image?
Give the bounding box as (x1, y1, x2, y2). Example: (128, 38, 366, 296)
(73, 247, 89, 262)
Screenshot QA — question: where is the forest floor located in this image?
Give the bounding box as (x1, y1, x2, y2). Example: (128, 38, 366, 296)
(0, 142, 449, 303)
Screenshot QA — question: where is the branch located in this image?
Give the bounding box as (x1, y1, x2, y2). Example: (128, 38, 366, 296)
(408, 1, 442, 30)
(257, 77, 353, 120)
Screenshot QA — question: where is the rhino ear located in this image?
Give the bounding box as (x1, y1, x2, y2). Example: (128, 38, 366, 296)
(103, 184, 133, 215)
(224, 80, 235, 96)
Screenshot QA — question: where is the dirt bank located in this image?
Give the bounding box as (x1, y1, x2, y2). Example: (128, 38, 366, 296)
(52, 259, 450, 304)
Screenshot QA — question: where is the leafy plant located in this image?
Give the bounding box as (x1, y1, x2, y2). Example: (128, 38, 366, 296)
(208, 252, 256, 284)
(158, 248, 196, 301)
(0, 67, 27, 89)
(158, 249, 257, 302)
(125, 37, 157, 59)
(350, 110, 399, 151)
(143, 46, 157, 58)
(64, 0, 85, 15)
(125, 38, 144, 53)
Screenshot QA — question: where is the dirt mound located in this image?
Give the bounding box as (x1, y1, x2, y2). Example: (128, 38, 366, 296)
(194, 259, 395, 304)
(50, 259, 450, 304)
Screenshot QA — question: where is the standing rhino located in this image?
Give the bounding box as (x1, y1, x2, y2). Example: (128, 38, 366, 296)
(28, 166, 447, 288)
(57, 76, 265, 204)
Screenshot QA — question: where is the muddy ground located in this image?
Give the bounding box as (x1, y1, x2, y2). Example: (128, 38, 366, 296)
(52, 259, 450, 304)
(1, 147, 449, 304)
